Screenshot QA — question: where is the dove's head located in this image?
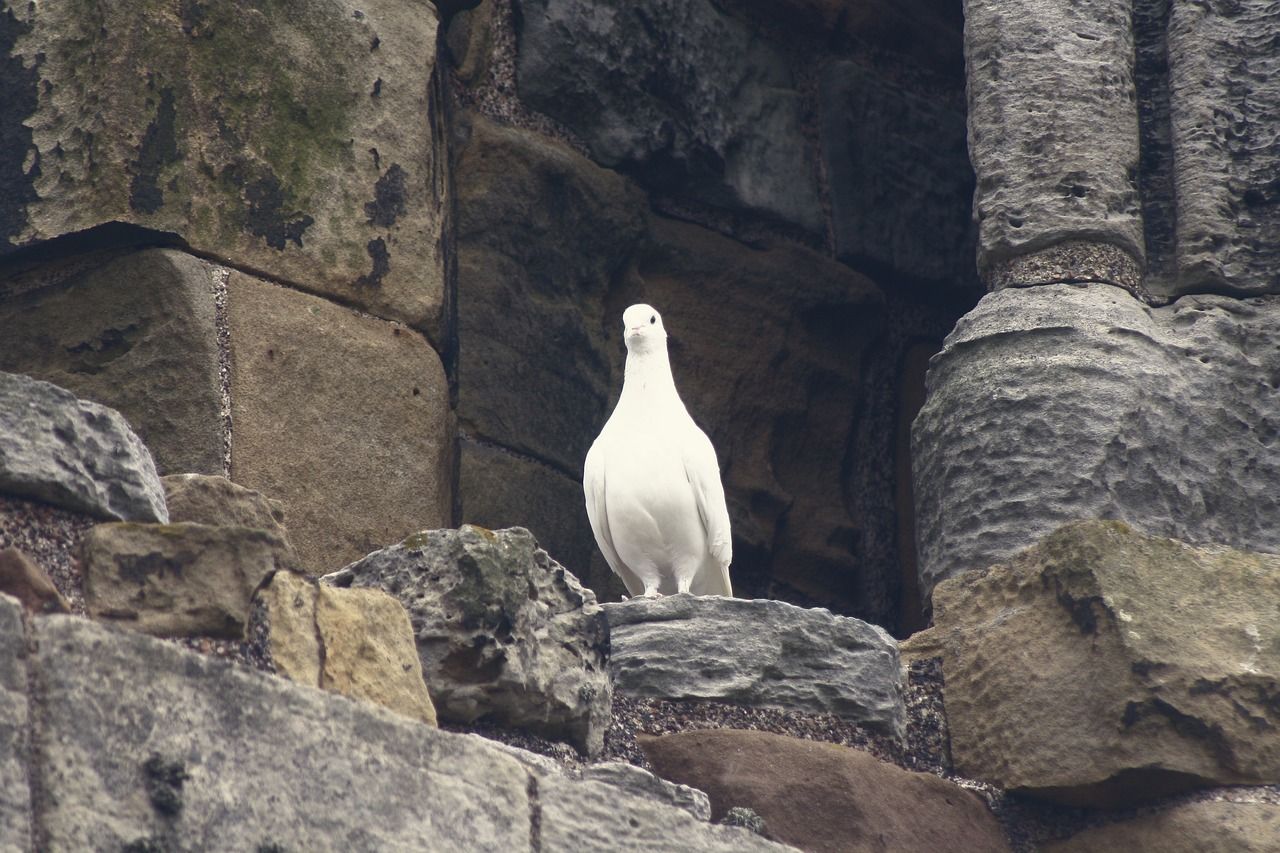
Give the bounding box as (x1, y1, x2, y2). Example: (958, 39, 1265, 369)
(622, 303, 667, 354)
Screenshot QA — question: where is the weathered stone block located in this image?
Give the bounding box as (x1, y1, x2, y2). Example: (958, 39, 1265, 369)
(29, 612, 531, 851)
(323, 526, 612, 756)
(929, 521, 1280, 807)
(0, 594, 29, 848)
(162, 474, 292, 550)
(226, 271, 452, 574)
(260, 570, 438, 726)
(604, 595, 906, 741)
(515, 0, 823, 230)
(0, 0, 446, 333)
(1167, 0, 1280, 296)
(0, 371, 168, 523)
(83, 521, 292, 638)
(964, 0, 1143, 282)
(641, 730, 1010, 853)
(0, 249, 222, 475)
(912, 283, 1280, 601)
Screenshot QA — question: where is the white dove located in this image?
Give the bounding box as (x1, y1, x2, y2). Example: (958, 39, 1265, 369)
(583, 304, 733, 598)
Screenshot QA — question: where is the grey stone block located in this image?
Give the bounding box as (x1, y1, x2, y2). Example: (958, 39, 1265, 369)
(604, 595, 905, 741)
(0, 372, 168, 523)
(912, 283, 1280, 603)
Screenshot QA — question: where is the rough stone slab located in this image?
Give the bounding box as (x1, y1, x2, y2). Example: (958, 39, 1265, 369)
(29, 613, 531, 852)
(604, 596, 905, 741)
(515, 0, 823, 231)
(820, 61, 976, 287)
(1041, 799, 1280, 852)
(83, 522, 292, 638)
(0, 372, 168, 523)
(0, 0, 447, 334)
(454, 113, 645, 475)
(930, 521, 1280, 807)
(325, 526, 611, 755)
(641, 729, 1010, 852)
(0, 249, 222, 476)
(964, 0, 1143, 279)
(226, 272, 452, 575)
(912, 283, 1280, 601)
(0, 594, 30, 850)
(1167, 0, 1280, 297)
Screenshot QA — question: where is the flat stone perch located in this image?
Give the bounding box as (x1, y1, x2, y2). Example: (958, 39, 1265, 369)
(604, 595, 905, 742)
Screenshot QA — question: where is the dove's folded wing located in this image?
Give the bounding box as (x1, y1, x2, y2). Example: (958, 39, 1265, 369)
(684, 426, 733, 596)
(584, 439, 645, 597)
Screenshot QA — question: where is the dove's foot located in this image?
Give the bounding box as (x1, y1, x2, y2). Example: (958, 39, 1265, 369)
(641, 587, 662, 599)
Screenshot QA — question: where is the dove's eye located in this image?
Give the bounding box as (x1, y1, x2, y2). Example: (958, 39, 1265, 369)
(650, 315, 656, 324)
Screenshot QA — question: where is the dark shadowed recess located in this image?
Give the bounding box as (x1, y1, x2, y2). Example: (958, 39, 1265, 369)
(0, 222, 186, 277)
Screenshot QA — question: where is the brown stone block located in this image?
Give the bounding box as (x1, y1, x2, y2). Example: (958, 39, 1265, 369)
(226, 272, 452, 574)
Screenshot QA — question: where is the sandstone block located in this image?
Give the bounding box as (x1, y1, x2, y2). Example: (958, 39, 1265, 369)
(83, 522, 292, 638)
(226, 272, 452, 574)
(604, 595, 906, 741)
(0, 0, 447, 334)
(0, 249, 222, 475)
(640, 729, 1010, 853)
(912, 283, 1280, 602)
(323, 526, 611, 756)
(930, 520, 1280, 807)
(162, 474, 291, 546)
(259, 570, 438, 726)
(0, 371, 168, 523)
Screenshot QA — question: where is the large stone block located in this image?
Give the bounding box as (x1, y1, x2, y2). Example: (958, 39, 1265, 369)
(1042, 800, 1280, 852)
(454, 114, 645, 475)
(820, 61, 976, 288)
(83, 522, 292, 638)
(0, 372, 168, 523)
(912, 283, 1280, 602)
(964, 0, 1143, 284)
(324, 526, 612, 756)
(1166, 0, 1280, 297)
(515, 0, 823, 231)
(929, 521, 1280, 807)
(28, 612, 532, 851)
(0, 0, 446, 334)
(0, 594, 30, 848)
(226, 271, 452, 574)
(604, 596, 906, 741)
(641, 729, 1010, 853)
(0, 249, 222, 475)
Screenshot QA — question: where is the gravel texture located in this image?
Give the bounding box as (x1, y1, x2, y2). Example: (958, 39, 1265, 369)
(0, 495, 94, 615)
